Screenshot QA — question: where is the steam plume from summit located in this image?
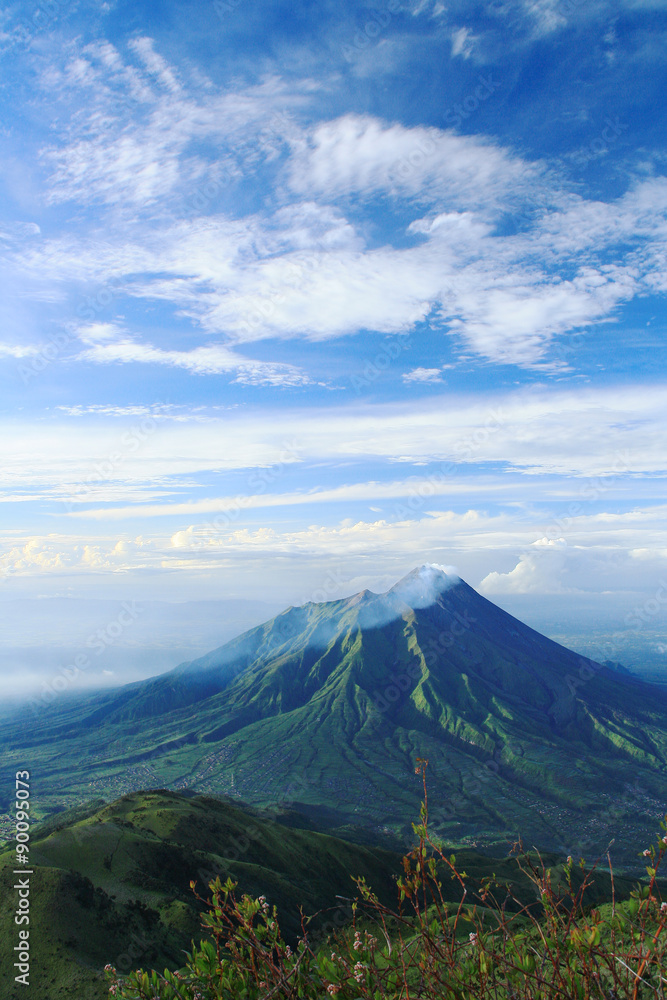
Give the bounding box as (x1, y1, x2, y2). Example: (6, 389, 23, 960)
(387, 563, 461, 610)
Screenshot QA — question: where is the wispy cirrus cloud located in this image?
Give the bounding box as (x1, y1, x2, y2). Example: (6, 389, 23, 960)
(1, 383, 665, 499)
(450, 26, 478, 58)
(76, 322, 312, 385)
(40, 40, 310, 209)
(67, 474, 525, 521)
(10, 35, 662, 371)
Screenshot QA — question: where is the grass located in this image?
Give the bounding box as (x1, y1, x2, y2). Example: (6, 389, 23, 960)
(0, 788, 401, 998)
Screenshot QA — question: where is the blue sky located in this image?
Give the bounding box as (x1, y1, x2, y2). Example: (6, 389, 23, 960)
(1, 0, 667, 612)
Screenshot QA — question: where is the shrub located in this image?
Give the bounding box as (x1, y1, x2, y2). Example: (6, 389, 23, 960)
(107, 760, 667, 999)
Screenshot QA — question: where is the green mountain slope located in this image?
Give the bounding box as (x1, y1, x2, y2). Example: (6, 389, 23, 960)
(0, 789, 401, 999)
(4, 566, 667, 863)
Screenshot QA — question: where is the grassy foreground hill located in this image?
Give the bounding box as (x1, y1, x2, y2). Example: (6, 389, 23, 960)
(0, 788, 642, 1000)
(0, 789, 400, 999)
(3, 566, 667, 863)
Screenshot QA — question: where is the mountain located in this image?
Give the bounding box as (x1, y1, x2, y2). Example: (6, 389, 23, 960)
(4, 566, 667, 863)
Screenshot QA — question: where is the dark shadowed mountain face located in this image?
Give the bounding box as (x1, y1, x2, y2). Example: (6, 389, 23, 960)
(6, 566, 667, 865)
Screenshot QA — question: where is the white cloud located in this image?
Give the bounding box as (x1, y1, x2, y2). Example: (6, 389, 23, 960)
(56, 403, 235, 422)
(0, 42, 661, 373)
(479, 530, 667, 596)
(403, 367, 444, 383)
(480, 540, 571, 593)
(69, 474, 524, 521)
(0, 222, 41, 240)
(197, 244, 436, 342)
(16, 194, 648, 368)
(0, 535, 154, 578)
(2, 383, 666, 495)
(0, 343, 41, 358)
(443, 266, 637, 367)
(40, 41, 308, 208)
(77, 322, 120, 345)
(4, 504, 667, 605)
(76, 324, 312, 385)
(127, 36, 182, 94)
(521, 0, 567, 37)
(12, 164, 661, 370)
(533, 536, 568, 548)
(287, 113, 532, 210)
(451, 26, 476, 58)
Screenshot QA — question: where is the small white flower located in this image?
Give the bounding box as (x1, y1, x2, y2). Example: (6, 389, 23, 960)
(469, 932, 478, 945)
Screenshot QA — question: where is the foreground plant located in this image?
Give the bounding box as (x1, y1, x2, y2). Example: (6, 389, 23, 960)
(107, 761, 667, 999)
